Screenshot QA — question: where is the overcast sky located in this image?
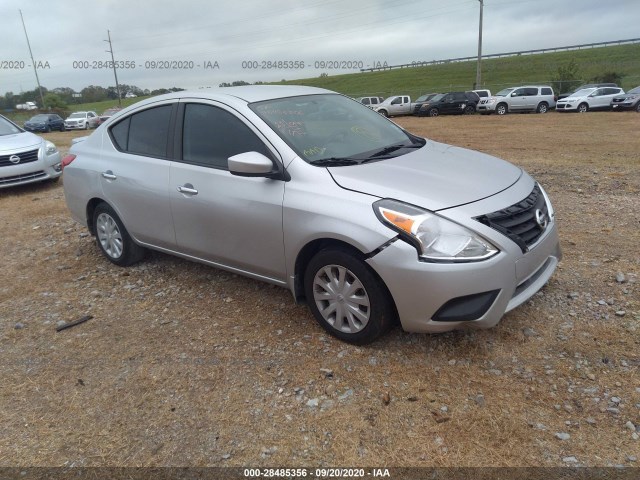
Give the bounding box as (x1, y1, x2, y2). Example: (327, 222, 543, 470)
(1, 0, 639, 96)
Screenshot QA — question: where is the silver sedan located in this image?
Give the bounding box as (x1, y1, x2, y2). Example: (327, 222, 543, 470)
(62, 86, 561, 344)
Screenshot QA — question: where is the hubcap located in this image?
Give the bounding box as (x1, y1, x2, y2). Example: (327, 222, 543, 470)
(96, 213, 123, 259)
(313, 265, 370, 334)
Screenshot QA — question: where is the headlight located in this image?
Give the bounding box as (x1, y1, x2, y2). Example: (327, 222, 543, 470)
(486, 98, 496, 104)
(373, 199, 499, 262)
(45, 141, 58, 155)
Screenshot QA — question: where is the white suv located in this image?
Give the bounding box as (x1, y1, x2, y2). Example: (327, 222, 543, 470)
(477, 86, 556, 115)
(556, 87, 624, 113)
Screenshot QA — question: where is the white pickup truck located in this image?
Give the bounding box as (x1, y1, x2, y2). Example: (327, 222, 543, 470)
(373, 95, 412, 117)
(16, 101, 38, 110)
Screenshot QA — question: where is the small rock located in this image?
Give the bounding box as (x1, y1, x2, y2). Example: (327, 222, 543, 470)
(306, 398, 319, 408)
(615, 311, 626, 317)
(597, 300, 607, 306)
(382, 392, 391, 405)
(440, 406, 448, 413)
(320, 368, 333, 378)
(221, 454, 231, 460)
(338, 389, 353, 401)
(369, 357, 378, 366)
(448, 359, 456, 366)
(587, 373, 596, 380)
(627, 456, 637, 463)
(615, 272, 626, 283)
(14, 322, 25, 330)
(606, 408, 620, 415)
(474, 394, 485, 407)
(586, 417, 596, 425)
(488, 369, 502, 376)
(563, 456, 578, 463)
(611, 397, 621, 404)
(633, 433, 639, 441)
(567, 292, 579, 299)
(625, 421, 636, 432)
(555, 432, 571, 441)
(56, 320, 67, 328)
(522, 327, 538, 337)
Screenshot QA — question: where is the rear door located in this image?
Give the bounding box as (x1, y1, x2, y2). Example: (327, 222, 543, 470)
(169, 101, 287, 281)
(100, 102, 177, 250)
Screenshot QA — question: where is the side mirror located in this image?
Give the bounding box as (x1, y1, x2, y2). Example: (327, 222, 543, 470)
(510, 92, 518, 97)
(228, 151, 276, 177)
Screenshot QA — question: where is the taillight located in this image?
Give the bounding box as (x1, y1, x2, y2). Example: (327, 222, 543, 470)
(61, 154, 76, 170)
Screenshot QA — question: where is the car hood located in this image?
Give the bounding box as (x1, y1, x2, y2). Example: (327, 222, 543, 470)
(0, 132, 43, 152)
(328, 140, 522, 211)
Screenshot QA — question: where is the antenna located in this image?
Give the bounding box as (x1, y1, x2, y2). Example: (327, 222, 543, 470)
(19, 9, 45, 109)
(105, 30, 122, 107)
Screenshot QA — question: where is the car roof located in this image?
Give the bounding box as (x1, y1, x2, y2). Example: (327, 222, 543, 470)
(142, 85, 333, 105)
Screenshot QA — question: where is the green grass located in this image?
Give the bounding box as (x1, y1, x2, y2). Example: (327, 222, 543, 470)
(4, 43, 639, 124)
(278, 43, 640, 98)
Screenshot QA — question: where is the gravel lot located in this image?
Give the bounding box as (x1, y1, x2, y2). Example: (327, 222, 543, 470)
(1, 112, 638, 468)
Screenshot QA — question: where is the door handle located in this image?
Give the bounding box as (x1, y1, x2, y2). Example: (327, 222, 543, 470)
(177, 184, 198, 195)
(101, 171, 116, 180)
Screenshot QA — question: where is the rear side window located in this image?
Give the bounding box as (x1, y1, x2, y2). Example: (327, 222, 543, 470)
(541, 88, 552, 95)
(525, 88, 538, 96)
(181, 103, 271, 170)
(110, 105, 172, 158)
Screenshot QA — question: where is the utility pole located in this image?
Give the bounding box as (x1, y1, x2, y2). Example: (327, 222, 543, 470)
(475, 0, 484, 89)
(19, 10, 45, 109)
(105, 30, 122, 107)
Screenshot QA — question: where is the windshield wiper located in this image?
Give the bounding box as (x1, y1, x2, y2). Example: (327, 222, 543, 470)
(309, 157, 360, 166)
(367, 143, 423, 159)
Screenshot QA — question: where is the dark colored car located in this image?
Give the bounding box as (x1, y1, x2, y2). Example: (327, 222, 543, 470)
(412, 93, 439, 115)
(23, 114, 65, 132)
(416, 92, 480, 117)
(557, 83, 618, 101)
(611, 86, 640, 112)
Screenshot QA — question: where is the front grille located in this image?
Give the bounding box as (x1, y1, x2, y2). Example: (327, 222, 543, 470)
(0, 170, 46, 185)
(475, 184, 549, 253)
(0, 148, 39, 167)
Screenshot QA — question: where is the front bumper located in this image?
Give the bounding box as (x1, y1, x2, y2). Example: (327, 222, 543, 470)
(477, 103, 496, 112)
(611, 101, 639, 110)
(555, 103, 577, 111)
(0, 148, 62, 189)
(366, 184, 562, 333)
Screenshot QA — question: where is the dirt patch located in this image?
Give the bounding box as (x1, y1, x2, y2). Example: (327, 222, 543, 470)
(0, 112, 638, 468)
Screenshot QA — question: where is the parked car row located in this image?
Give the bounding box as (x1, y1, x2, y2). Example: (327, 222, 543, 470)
(356, 83, 639, 117)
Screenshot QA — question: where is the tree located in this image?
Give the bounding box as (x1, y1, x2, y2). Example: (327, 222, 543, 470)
(81, 85, 108, 103)
(551, 59, 582, 94)
(591, 71, 624, 85)
(43, 93, 67, 110)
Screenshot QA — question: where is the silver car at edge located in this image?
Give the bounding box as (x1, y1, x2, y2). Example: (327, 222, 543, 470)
(62, 86, 561, 344)
(0, 114, 62, 188)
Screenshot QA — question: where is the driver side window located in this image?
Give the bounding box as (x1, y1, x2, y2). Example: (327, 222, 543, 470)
(182, 103, 271, 170)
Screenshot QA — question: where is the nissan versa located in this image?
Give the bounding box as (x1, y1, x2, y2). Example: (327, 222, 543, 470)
(62, 86, 561, 344)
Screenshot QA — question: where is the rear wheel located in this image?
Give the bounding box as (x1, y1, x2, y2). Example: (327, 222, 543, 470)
(93, 203, 146, 267)
(577, 103, 589, 113)
(536, 102, 549, 114)
(304, 248, 394, 344)
(463, 105, 475, 115)
(496, 103, 508, 115)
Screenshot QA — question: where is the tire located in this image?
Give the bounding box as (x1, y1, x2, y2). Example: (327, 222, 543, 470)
(45, 125, 51, 133)
(635, 102, 640, 113)
(304, 247, 395, 344)
(577, 103, 589, 113)
(536, 102, 549, 114)
(84, 122, 89, 130)
(496, 103, 508, 115)
(428, 108, 439, 117)
(93, 203, 146, 267)
(463, 105, 475, 115)
(378, 109, 388, 117)
(59, 124, 65, 132)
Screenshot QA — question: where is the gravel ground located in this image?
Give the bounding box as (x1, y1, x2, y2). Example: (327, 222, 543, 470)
(0, 112, 638, 468)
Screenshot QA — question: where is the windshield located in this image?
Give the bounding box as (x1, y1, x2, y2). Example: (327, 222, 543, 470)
(429, 94, 445, 102)
(416, 94, 434, 102)
(0, 116, 23, 136)
(69, 112, 86, 119)
(628, 86, 640, 95)
(250, 94, 424, 165)
(569, 88, 596, 98)
(495, 88, 515, 97)
(30, 115, 49, 121)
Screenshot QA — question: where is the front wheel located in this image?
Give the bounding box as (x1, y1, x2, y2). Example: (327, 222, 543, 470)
(304, 248, 395, 344)
(577, 103, 589, 113)
(496, 103, 508, 115)
(428, 108, 439, 117)
(378, 109, 388, 117)
(59, 124, 65, 132)
(635, 102, 640, 113)
(93, 203, 146, 267)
